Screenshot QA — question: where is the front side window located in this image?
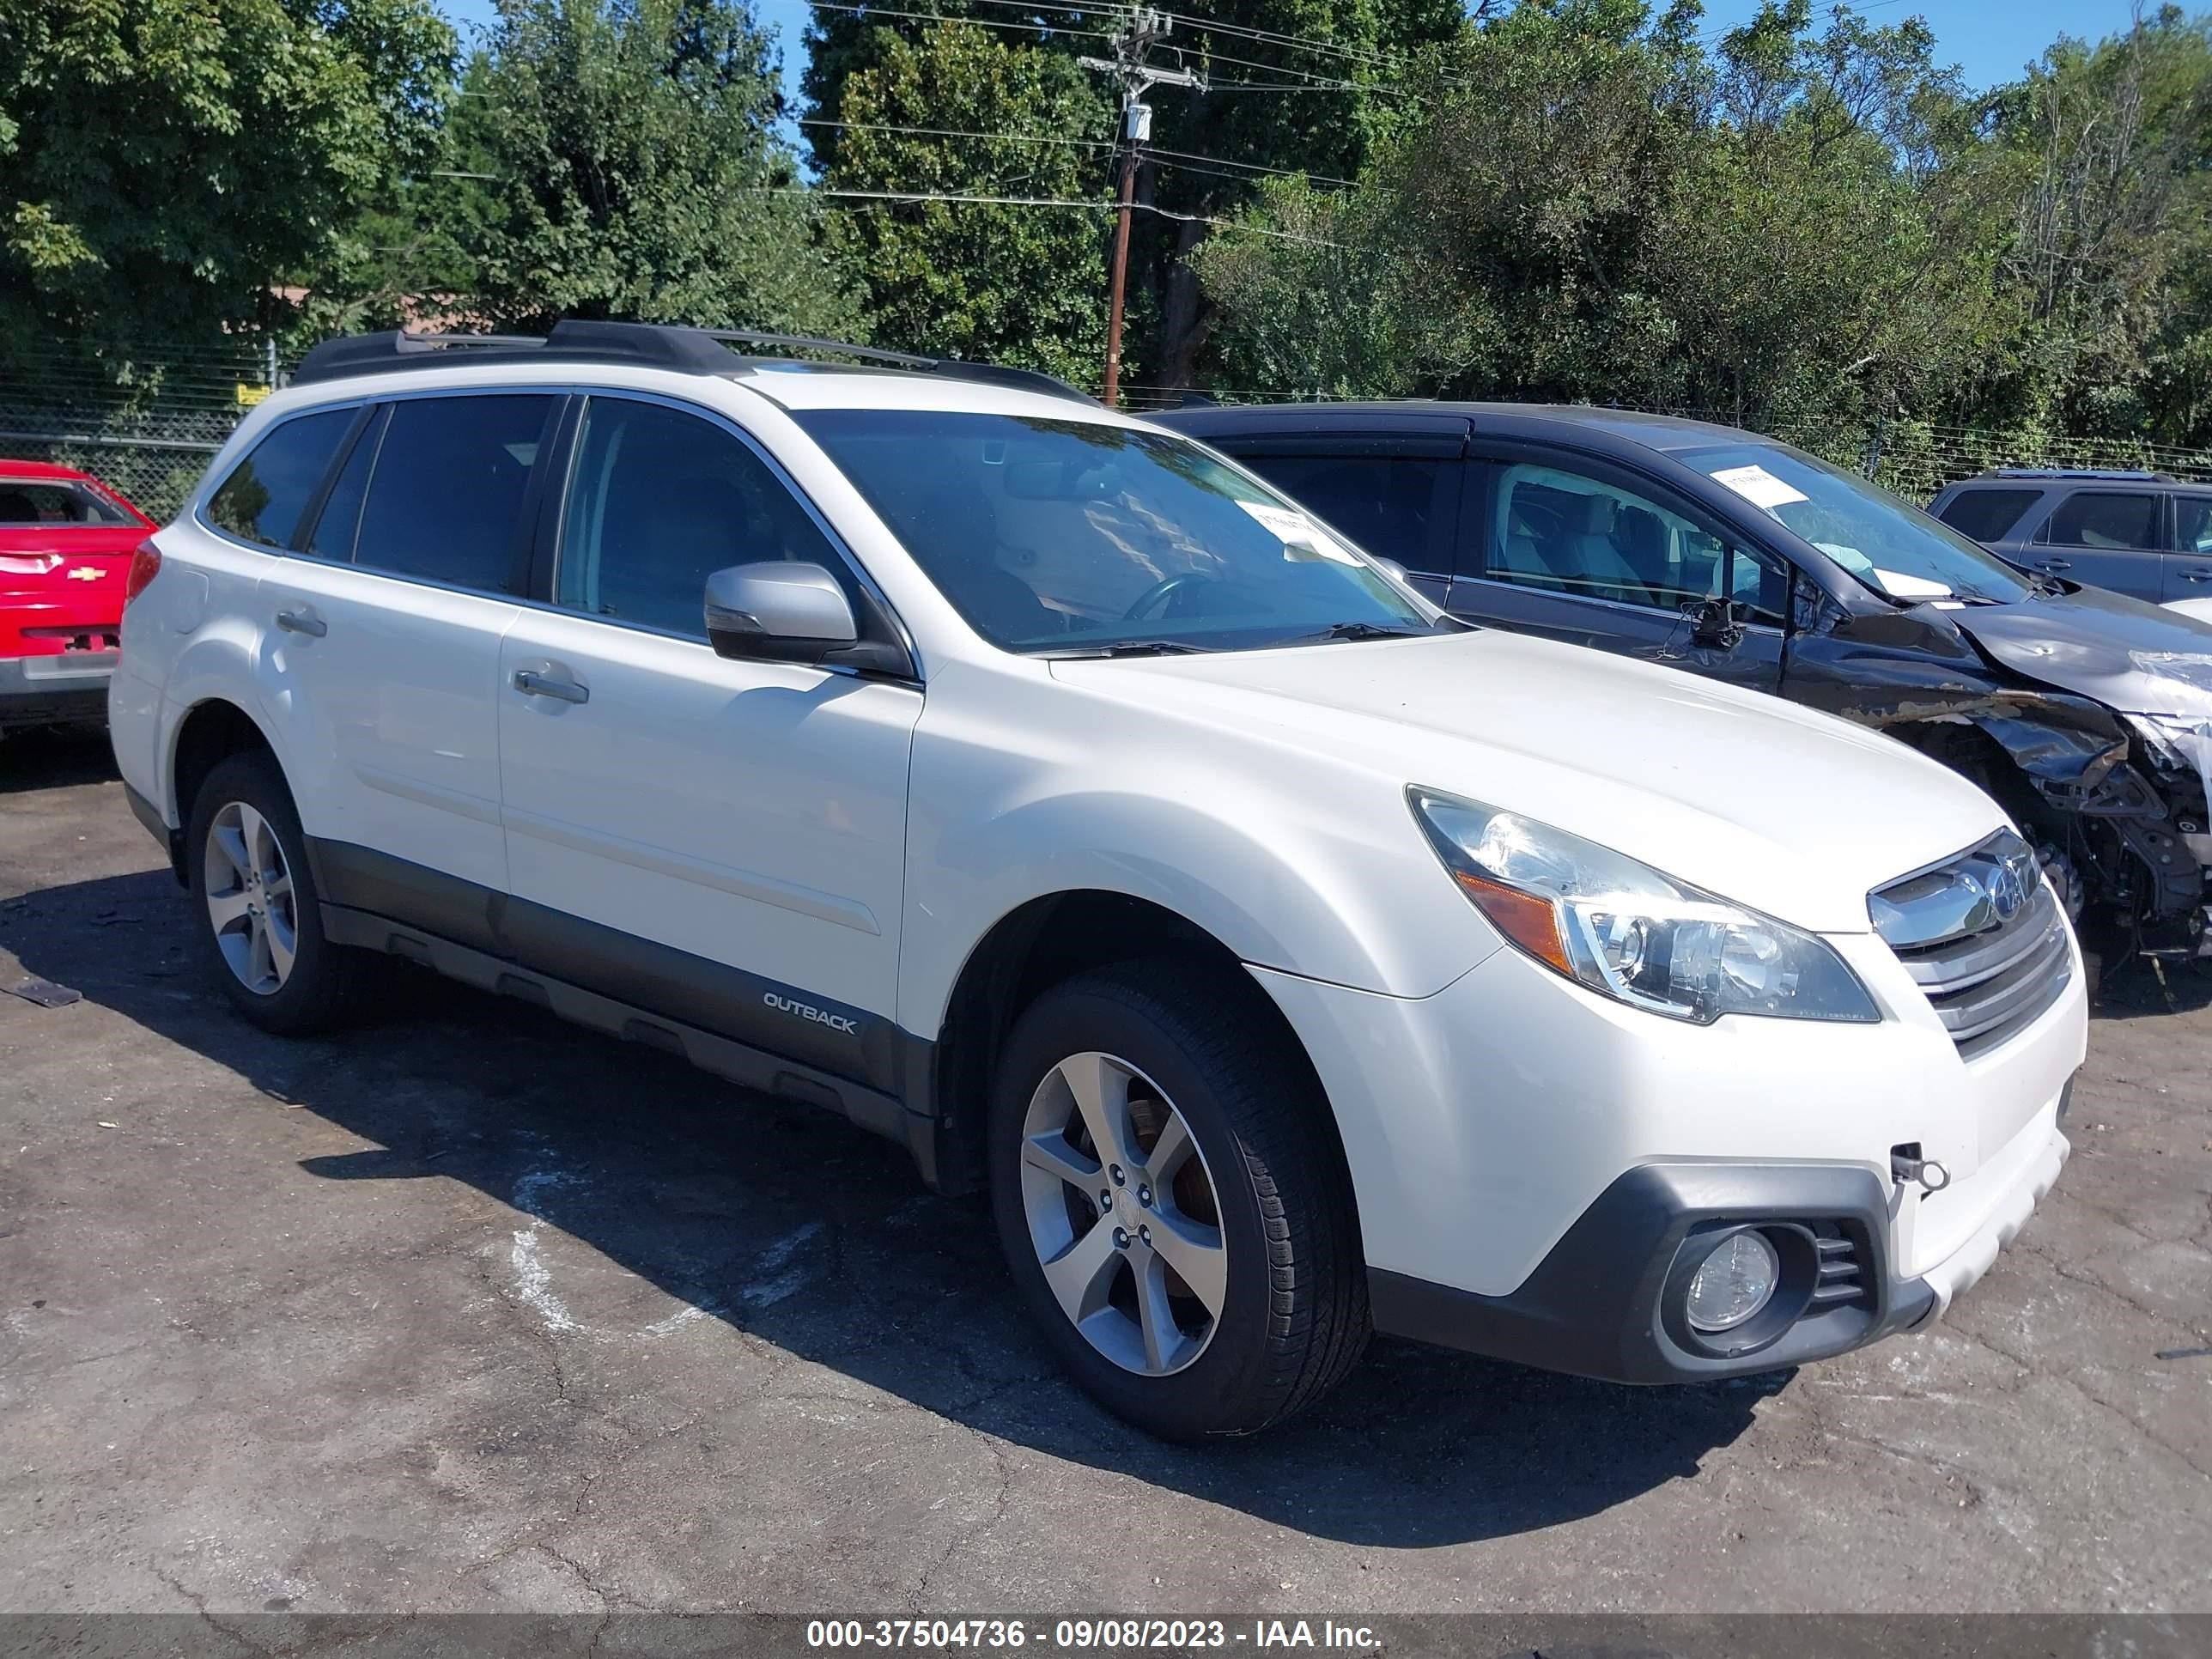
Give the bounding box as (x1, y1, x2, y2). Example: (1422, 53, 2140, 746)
(1239, 454, 1450, 575)
(1684, 442, 2034, 605)
(793, 410, 1437, 653)
(351, 394, 556, 591)
(205, 410, 352, 549)
(556, 398, 850, 636)
(2045, 491, 2160, 551)
(1486, 462, 1782, 621)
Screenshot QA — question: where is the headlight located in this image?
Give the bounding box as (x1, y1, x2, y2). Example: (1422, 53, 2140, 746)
(1407, 787, 1880, 1024)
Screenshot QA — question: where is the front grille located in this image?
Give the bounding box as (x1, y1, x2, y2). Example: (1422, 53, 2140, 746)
(1870, 830, 2072, 1060)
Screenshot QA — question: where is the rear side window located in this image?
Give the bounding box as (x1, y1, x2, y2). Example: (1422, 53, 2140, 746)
(2174, 496, 2212, 554)
(205, 410, 352, 548)
(2045, 491, 2160, 550)
(1936, 488, 2038, 544)
(351, 395, 557, 591)
(1236, 455, 1452, 574)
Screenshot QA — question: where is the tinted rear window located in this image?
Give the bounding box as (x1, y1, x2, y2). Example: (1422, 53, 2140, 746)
(1936, 487, 2039, 544)
(0, 478, 137, 526)
(351, 395, 556, 591)
(2045, 491, 2160, 550)
(205, 410, 353, 548)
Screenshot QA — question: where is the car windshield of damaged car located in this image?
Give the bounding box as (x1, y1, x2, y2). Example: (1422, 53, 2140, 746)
(1684, 444, 2037, 607)
(794, 410, 1446, 654)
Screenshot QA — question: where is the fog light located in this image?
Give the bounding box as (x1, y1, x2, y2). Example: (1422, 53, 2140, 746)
(1685, 1231, 1779, 1333)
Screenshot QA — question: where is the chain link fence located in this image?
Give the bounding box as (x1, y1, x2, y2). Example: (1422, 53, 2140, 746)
(0, 344, 297, 521)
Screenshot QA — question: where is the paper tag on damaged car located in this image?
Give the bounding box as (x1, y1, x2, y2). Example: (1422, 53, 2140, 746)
(1709, 464, 1809, 511)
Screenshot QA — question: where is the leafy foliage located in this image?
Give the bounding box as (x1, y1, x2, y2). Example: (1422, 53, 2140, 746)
(445, 0, 861, 335)
(824, 22, 1110, 380)
(0, 0, 455, 356)
(1199, 0, 2212, 455)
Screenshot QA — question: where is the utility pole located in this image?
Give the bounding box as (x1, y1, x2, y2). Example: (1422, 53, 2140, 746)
(1082, 9, 1202, 409)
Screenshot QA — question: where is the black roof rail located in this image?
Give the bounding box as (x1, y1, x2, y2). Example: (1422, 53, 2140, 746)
(291, 319, 1097, 404)
(1989, 466, 2176, 482)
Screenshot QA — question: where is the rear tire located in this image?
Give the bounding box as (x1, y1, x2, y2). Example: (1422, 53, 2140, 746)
(988, 959, 1368, 1440)
(186, 750, 383, 1034)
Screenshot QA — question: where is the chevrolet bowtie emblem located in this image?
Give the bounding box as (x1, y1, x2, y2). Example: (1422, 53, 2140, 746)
(65, 566, 101, 581)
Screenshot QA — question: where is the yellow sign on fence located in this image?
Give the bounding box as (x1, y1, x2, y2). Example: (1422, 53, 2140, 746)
(234, 383, 271, 408)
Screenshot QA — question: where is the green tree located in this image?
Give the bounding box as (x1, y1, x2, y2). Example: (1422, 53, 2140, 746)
(826, 23, 1110, 379)
(0, 0, 455, 357)
(1200, 0, 2010, 440)
(451, 0, 861, 335)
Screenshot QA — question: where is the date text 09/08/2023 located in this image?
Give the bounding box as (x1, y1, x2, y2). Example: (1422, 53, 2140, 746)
(805, 1621, 1380, 1651)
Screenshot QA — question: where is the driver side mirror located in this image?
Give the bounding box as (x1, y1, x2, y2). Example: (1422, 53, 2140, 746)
(1687, 595, 1745, 650)
(703, 562, 910, 678)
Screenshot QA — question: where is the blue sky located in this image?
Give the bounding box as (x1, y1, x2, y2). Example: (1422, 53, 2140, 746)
(434, 0, 2142, 116)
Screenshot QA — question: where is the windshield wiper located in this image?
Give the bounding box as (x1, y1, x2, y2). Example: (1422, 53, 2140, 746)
(1291, 620, 1433, 644)
(1045, 639, 1211, 659)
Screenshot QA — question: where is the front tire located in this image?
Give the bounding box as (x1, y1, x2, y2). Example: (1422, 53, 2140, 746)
(988, 960, 1368, 1439)
(186, 750, 381, 1034)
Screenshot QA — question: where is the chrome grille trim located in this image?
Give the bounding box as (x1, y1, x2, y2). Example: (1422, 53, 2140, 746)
(1871, 830, 2073, 1060)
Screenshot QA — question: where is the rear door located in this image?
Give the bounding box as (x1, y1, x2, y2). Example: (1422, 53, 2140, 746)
(1206, 434, 1464, 606)
(2160, 494, 2212, 601)
(256, 391, 562, 908)
(2023, 489, 2166, 598)
(1449, 444, 1790, 692)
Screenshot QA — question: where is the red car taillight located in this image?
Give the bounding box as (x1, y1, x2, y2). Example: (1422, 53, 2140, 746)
(124, 541, 161, 607)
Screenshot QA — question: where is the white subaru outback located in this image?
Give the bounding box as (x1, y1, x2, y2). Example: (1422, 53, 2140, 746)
(109, 323, 2084, 1439)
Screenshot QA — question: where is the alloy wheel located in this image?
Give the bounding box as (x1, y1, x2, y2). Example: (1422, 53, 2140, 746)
(203, 800, 298, 996)
(1017, 1050, 1228, 1376)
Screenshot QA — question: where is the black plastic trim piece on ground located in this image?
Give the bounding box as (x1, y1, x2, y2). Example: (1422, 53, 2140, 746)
(1369, 1161, 1936, 1384)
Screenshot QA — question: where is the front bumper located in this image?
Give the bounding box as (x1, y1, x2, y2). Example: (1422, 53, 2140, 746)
(0, 649, 116, 731)
(1250, 916, 2086, 1382)
(1370, 1111, 2069, 1382)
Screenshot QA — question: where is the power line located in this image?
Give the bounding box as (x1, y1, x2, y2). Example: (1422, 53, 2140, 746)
(750, 185, 1345, 246)
(799, 118, 1359, 186)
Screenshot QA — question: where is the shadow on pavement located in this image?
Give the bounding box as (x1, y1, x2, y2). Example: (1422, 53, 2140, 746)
(0, 725, 118, 794)
(9, 782, 1776, 1549)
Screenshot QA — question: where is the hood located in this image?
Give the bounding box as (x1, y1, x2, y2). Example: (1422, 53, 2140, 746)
(1949, 584, 2212, 720)
(1052, 629, 2008, 935)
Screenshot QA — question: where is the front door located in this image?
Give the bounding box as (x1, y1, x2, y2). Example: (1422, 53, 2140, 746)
(495, 393, 920, 1089)
(1449, 448, 1789, 693)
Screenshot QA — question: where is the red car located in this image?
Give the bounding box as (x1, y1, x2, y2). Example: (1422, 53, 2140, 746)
(0, 459, 155, 738)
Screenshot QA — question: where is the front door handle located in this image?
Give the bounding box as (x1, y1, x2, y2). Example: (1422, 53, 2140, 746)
(2180, 568, 2212, 583)
(2033, 559, 2072, 574)
(513, 668, 589, 704)
(274, 608, 326, 637)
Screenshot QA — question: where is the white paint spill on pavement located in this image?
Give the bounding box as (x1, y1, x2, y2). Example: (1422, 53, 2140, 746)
(740, 1222, 826, 1309)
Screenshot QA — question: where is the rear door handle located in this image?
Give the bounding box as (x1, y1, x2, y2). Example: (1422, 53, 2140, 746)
(274, 608, 326, 637)
(513, 668, 589, 704)
(2180, 568, 2212, 583)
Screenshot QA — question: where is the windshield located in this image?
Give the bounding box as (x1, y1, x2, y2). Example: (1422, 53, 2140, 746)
(793, 410, 1441, 653)
(1681, 443, 2035, 606)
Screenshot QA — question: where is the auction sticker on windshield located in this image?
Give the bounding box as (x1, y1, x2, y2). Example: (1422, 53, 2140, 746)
(1238, 500, 1359, 563)
(1710, 463, 1810, 511)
